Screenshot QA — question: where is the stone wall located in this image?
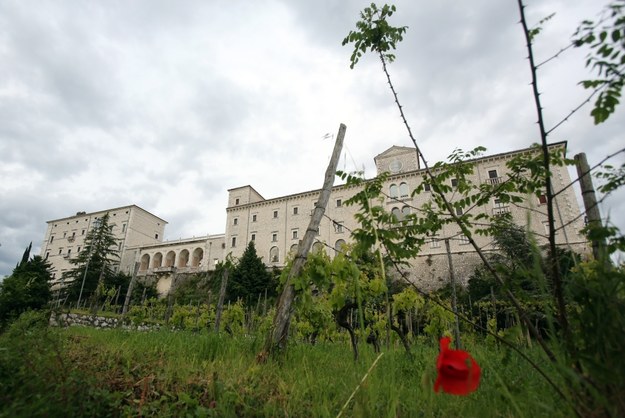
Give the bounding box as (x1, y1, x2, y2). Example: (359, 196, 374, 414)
(49, 312, 159, 331)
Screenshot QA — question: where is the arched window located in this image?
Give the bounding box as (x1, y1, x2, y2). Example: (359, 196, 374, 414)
(391, 207, 401, 221)
(290, 244, 299, 254)
(270, 246, 280, 263)
(399, 182, 409, 198)
(312, 241, 324, 254)
(389, 184, 399, 198)
(152, 252, 162, 268)
(140, 254, 150, 271)
(402, 205, 411, 218)
(191, 248, 203, 267)
(165, 251, 176, 267)
(335, 239, 347, 255)
(178, 249, 189, 268)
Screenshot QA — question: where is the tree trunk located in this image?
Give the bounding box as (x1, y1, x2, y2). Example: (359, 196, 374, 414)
(260, 123, 346, 358)
(337, 302, 360, 361)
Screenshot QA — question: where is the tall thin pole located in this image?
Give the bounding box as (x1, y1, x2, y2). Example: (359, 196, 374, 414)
(77, 256, 91, 309)
(445, 238, 461, 349)
(574, 153, 605, 261)
(214, 268, 229, 332)
(122, 262, 140, 316)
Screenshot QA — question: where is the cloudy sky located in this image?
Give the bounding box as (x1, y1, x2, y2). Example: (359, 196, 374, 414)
(1, 0, 623, 277)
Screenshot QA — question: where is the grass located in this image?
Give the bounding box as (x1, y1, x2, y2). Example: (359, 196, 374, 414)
(0, 312, 569, 417)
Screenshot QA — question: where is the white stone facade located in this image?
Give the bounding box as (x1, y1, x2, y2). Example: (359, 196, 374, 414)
(225, 142, 588, 289)
(41, 143, 589, 293)
(40, 205, 167, 282)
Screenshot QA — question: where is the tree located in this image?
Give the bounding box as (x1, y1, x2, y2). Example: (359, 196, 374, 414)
(574, 0, 625, 124)
(228, 241, 277, 305)
(62, 213, 119, 307)
(0, 243, 53, 328)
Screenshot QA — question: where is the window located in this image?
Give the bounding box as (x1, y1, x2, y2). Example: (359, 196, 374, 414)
(272, 233, 278, 242)
(389, 184, 399, 198)
(459, 234, 470, 245)
(58, 248, 62, 255)
(77, 247, 81, 253)
(270, 247, 280, 263)
(233, 218, 238, 226)
(273, 210, 278, 218)
(451, 178, 458, 188)
(333, 222, 344, 233)
(67, 249, 71, 258)
(429, 237, 441, 249)
(455, 207, 464, 216)
(336, 199, 342, 208)
(391, 207, 401, 221)
(50, 236, 54, 243)
(487, 169, 501, 185)
(252, 214, 257, 222)
(122, 223, 127, 233)
(293, 207, 299, 215)
(251, 233, 256, 241)
(402, 206, 411, 218)
(235, 198, 240, 205)
(155, 233, 159, 239)
(72, 232, 76, 238)
(424, 183, 431, 192)
(399, 182, 409, 198)
(292, 230, 298, 239)
(45, 252, 50, 260)
(335, 239, 347, 255)
(82, 229, 85, 235)
(538, 194, 547, 205)
(118, 242, 122, 250)
(231, 236, 237, 247)
(63, 232, 67, 238)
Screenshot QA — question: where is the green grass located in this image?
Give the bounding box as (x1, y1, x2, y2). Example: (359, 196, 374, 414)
(0, 313, 569, 417)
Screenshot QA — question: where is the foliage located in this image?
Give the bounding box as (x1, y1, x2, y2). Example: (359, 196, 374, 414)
(0, 243, 53, 328)
(0, 311, 117, 417)
(564, 226, 625, 416)
(62, 213, 120, 306)
(1, 324, 571, 417)
(574, 0, 625, 124)
(342, 3, 407, 69)
(228, 241, 277, 305)
(172, 273, 214, 305)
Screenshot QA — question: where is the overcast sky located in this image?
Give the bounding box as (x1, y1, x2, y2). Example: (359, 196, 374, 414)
(1, 0, 623, 277)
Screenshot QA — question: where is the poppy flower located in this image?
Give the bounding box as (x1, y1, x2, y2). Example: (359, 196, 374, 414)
(434, 337, 481, 395)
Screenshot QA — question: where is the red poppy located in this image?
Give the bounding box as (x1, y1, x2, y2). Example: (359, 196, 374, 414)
(434, 337, 481, 395)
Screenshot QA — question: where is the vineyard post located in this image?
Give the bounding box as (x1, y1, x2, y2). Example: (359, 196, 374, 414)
(574, 152, 605, 261)
(261, 123, 346, 357)
(214, 267, 229, 332)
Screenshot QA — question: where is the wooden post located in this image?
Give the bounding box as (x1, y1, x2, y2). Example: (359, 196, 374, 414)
(574, 153, 605, 261)
(262, 123, 346, 356)
(122, 262, 140, 317)
(445, 239, 462, 349)
(214, 268, 229, 332)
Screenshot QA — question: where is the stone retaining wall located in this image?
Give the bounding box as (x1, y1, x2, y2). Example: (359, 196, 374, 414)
(49, 312, 160, 331)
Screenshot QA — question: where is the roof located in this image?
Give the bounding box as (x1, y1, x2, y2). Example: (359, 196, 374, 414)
(374, 145, 417, 162)
(46, 204, 168, 224)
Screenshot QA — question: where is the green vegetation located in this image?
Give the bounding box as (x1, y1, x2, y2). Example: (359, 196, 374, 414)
(1, 2, 624, 417)
(0, 243, 53, 329)
(1, 311, 566, 418)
